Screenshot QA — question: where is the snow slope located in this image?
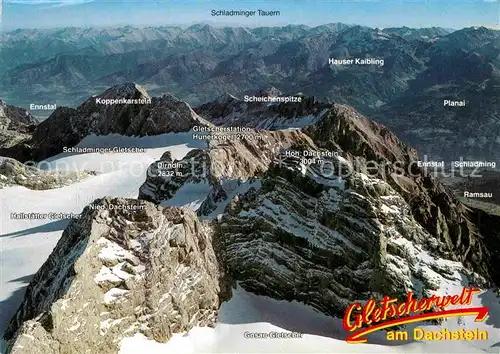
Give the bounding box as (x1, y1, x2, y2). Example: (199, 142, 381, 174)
(119, 285, 498, 354)
(40, 133, 201, 173)
(0, 132, 205, 352)
(162, 182, 212, 211)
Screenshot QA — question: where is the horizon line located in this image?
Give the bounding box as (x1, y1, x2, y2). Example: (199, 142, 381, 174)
(6, 22, 494, 33)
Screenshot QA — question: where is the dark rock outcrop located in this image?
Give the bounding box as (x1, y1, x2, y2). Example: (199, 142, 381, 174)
(0, 100, 38, 152)
(217, 147, 477, 319)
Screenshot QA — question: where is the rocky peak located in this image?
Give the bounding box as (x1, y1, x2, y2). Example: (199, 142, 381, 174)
(0, 100, 38, 130)
(218, 147, 482, 318)
(125, 94, 210, 136)
(5, 85, 210, 162)
(4, 197, 231, 354)
(95, 82, 150, 101)
(135, 103, 493, 326)
(195, 90, 332, 129)
(77, 82, 150, 114)
(253, 86, 283, 97)
(305, 104, 418, 164)
(304, 104, 493, 284)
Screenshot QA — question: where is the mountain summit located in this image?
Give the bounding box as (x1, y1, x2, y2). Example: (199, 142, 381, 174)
(94, 82, 150, 101)
(3, 84, 210, 162)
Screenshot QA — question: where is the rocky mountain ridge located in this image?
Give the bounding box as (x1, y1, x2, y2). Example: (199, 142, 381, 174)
(194, 89, 332, 130)
(1, 83, 211, 162)
(1, 23, 442, 76)
(141, 101, 496, 284)
(4, 198, 231, 354)
(0, 157, 94, 190)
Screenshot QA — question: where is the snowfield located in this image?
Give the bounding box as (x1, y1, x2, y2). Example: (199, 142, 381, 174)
(119, 285, 500, 354)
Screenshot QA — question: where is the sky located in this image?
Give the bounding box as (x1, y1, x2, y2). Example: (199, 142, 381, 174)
(1, 0, 499, 31)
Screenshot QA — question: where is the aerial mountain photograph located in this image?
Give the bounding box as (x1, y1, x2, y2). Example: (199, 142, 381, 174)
(0, 0, 499, 353)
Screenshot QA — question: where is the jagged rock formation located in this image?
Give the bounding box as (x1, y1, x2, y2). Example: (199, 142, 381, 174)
(218, 149, 481, 317)
(304, 104, 419, 164)
(304, 104, 492, 281)
(150, 100, 498, 295)
(139, 100, 496, 313)
(3, 83, 211, 162)
(139, 128, 313, 214)
(195, 91, 332, 129)
(0, 100, 38, 150)
(0, 157, 95, 190)
(4, 197, 230, 354)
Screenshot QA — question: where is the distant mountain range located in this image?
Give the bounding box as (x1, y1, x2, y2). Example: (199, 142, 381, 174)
(0, 23, 498, 161)
(0, 23, 455, 106)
